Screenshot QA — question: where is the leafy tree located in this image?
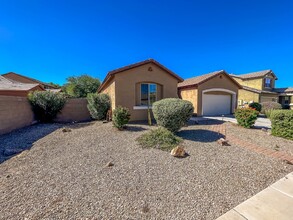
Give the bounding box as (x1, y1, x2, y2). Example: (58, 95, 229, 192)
(47, 82, 61, 88)
(63, 75, 101, 98)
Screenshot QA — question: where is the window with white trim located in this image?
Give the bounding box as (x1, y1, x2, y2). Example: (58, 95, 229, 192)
(264, 78, 272, 88)
(140, 83, 157, 106)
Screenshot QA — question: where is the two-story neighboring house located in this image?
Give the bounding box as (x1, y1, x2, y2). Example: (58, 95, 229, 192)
(231, 70, 293, 109)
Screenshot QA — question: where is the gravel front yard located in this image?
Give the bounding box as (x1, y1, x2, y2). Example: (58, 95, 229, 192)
(0, 121, 292, 219)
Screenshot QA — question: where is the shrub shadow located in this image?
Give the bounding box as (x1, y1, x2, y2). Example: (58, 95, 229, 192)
(125, 125, 148, 132)
(177, 129, 225, 143)
(0, 123, 62, 164)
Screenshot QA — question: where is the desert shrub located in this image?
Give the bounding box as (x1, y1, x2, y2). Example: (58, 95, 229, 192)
(271, 110, 293, 140)
(87, 93, 111, 120)
(152, 98, 194, 133)
(261, 101, 282, 118)
(28, 91, 66, 122)
(235, 108, 258, 128)
(249, 102, 262, 112)
(112, 106, 130, 129)
(137, 127, 183, 151)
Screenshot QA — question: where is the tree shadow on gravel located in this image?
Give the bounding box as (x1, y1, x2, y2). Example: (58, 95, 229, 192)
(177, 129, 225, 143)
(0, 123, 63, 164)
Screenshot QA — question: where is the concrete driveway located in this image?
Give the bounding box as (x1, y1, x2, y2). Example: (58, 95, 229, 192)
(191, 115, 272, 129)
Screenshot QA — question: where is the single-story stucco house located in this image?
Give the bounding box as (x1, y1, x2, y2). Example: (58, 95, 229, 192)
(178, 70, 242, 116)
(98, 59, 184, 121)
(99, 59, 242, 120)
(0, 75, 44, 97)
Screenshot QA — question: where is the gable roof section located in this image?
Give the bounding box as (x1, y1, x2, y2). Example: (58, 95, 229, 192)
(242, 86, 278, 95)
(0, 75, 43, 91)
(274, 87, 293, 94)
(98, 59, 183, 92)
(230, 70, 278, 80)
(178, 70, 242, 89)
(2, 72, 57, 89)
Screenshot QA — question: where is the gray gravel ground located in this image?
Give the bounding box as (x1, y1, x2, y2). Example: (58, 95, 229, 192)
(0, 121, 292, 220)
(226, 122, 293, 156)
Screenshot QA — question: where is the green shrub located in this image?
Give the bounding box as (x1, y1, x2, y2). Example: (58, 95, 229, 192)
(261, 102, 282, 118)
(235, 108, 258, 128)
(152, 98, 194, 133)
(87, 93, 111, 120)
(112, 106, 130, 129)
(249, 102, 262, 112)
(28, 91, 66, 122)
(137, 127, 183, 151)
(271, 110, 293, 140)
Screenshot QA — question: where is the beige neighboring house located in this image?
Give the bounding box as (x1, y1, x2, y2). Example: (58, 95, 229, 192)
(0, 75, 44, 97)
(98, 59, 183, 121)
(2, 72, 57, 90)
(178, 70, 242, 116)
(231, 70, 293, 109)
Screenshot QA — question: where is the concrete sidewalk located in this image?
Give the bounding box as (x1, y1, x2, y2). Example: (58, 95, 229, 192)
(217, 172, 293, 220)
(191, 115, 272, 129)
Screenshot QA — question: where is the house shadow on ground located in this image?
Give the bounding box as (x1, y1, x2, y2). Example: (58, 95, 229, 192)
(0, 123, 63, 164)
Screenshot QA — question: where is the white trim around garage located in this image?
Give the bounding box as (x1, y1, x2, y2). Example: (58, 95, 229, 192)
(202, 88, 237, 116)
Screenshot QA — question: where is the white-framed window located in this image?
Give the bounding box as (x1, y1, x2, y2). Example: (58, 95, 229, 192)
(140, 83, 157, 106)
(264, 78, 272, 88)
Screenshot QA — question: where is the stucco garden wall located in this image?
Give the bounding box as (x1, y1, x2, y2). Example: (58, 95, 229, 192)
(0, 96, 91, 135)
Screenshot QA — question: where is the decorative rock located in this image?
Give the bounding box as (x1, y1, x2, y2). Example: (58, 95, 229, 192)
(62, 128, 71, 132)
(217, 138, 229, 146)
(261, 128, 267, 132)
(170, 146, 186, 158)
(106, 162, 114, 167)
(4, 148, 23, 156)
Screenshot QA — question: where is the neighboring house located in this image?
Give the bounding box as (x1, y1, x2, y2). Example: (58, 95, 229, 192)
(230, 70, 293, 109)
(178, 70, 242, 116)
(2, 72, 57, 90)
(0, 75, 44, 97)
(98, 59, 183, 121)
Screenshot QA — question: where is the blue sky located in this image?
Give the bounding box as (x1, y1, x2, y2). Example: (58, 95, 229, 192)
(0, 0, 292, 87)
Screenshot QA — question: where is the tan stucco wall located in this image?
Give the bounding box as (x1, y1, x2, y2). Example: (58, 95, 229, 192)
(179, 88, 198, 114)
(260, 94, 279, 103)
(104, 63, 180, 121)
(0, 96, 35, 135)
(238, 89, 260, 105)
(55, 98, 91, 123)
(237, 78, 263, 90)
(101, 79, 116, 110)
(197, 73, 239, 116)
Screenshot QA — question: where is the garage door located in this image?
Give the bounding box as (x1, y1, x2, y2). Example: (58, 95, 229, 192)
(202, 94, 231, 116)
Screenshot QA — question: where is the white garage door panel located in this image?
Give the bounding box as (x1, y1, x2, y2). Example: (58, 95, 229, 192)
(203, 94, 231, 116)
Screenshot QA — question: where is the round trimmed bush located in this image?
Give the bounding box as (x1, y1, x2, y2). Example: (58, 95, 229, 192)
(87, 93, 111, 120)
(235, 108, 258, 128)
(152, 98, 194, 133)
(28, 91, 67, 123)
(248, 102, 262, 112)
(260, 101, 282, 118)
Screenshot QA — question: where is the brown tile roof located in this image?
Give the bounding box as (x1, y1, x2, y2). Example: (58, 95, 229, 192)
(98, 59, 183, 92)
(274, 87, 293, 94)
(2, 72, 57, 89)
(230, 70, 277, 80)
(178, 70, 242, 88)
(242, 86, 278, 95)
(0, 76, 42, 91)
